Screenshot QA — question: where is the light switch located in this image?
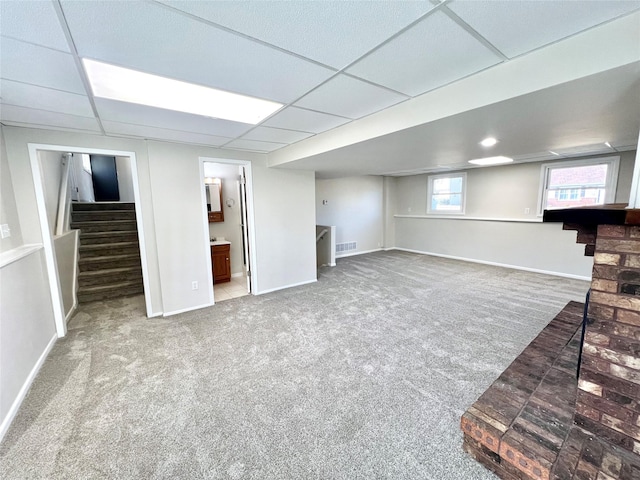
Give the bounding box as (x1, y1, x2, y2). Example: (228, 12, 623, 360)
(0, 224, 10, 239)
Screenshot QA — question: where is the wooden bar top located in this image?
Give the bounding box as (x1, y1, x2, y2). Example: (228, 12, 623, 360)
(543, 203, 640, 226)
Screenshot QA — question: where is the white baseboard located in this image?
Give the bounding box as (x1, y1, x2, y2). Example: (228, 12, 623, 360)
(255, 278, 317, 295)
(231, 272, 244, 278)
(392, 247, 592, 281)
(163, 302, 214, 317)
(65, 301, 77, 324)
(0, 333, 57, 442)
(336, 248, 382, 259)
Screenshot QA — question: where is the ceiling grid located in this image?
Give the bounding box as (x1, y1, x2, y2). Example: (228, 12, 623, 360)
(0, 0, 638, 175)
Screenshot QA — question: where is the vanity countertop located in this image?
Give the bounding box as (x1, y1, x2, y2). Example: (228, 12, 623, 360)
(210, 240, 231, 246)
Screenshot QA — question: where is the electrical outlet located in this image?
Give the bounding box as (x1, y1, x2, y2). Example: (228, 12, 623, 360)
(0, 224, 10, 239)
(191, 281, 198, 290)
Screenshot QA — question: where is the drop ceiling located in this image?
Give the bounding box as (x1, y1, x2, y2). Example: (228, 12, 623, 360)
(1, 0, 639, 178)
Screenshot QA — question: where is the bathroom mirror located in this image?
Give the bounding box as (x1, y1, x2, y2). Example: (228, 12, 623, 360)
(205, 179, 224, 222)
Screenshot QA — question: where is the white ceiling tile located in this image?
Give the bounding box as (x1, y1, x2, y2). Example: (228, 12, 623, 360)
(224, 139, 286, 153)
(1, 79, 94, 117)
(102, 121, 230, 147)
(241, 126, 314, 144)
(0, 104, 100, 132)
(294, 74, 408, 119)
(59, 0, 335, 103)
(0, 37, 86, 94)
(94, 99, 253, 138)
(447, 1, 640, 59)
(157, 1, 434, 69)
(0, 1, 70, 52)
(262, 107, 350, 134)
(346, 11, 502, 96)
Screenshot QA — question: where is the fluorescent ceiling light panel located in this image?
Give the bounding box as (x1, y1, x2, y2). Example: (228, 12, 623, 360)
(480, 137, 498, 147)
(468, 156, 513, 166)
(82, 59, 282, 124)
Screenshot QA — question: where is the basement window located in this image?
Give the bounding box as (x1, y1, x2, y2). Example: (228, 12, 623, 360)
(538, 157, 619, 215)
(427, 173, 466, 214)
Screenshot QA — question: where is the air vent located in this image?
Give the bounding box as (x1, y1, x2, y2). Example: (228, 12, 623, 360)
(336, 241, 357, 253)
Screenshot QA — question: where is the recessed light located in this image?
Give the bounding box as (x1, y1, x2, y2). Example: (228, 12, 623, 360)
(82, 58, 283, 124)
(468, 156, 513, 166)
(480, 137, 498, 147)
(604, 141, 612, 148)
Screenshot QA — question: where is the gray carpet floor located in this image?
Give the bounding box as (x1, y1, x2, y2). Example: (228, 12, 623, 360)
(1, 251, 589, 479)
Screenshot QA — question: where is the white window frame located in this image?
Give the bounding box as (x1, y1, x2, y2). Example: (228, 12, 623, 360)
(537, 156, 620, 216)
(427, 172, 467, 215)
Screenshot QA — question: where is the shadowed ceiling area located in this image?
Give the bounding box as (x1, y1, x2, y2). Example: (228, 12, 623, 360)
(1, 0, 639, 177)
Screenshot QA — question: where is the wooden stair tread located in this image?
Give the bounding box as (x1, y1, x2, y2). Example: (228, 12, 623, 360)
(78, 280, 143, 293)
(79, 241, 139, 249)
(80, 230, 137, 237)
(78, 266, 142, 277)
(78, 253, 140, 263)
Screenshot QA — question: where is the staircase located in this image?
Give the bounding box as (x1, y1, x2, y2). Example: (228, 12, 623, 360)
(71, 202, 144, 303)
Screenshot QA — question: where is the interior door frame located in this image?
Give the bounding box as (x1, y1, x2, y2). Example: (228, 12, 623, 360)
(199, 157, 258, 304)
(28, 143, 154, 337)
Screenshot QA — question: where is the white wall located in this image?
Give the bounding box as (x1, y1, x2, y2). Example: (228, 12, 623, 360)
(204, 163, 244, 276)
(0, 249, 57, 439)
(0, 129, 23, 252)
(38, 150, 63, 235)
(392, 151, 636, 279)
(316, 176, 384, 256)
(252, 164, 317, 293)
(72, 154, 95, 202)
(116, 155, 135, 202)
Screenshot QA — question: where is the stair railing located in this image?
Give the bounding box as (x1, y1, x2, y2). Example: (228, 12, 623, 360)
(55, 153, 73, 236)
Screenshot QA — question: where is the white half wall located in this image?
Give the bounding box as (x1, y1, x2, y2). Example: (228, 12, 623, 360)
(0, 248, 56, 440)
(54, 230, 78, 318)
(316, 176, 384, 256)
(395, 217, 593, 279)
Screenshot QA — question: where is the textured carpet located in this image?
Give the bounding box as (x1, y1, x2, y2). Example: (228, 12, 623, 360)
(0, 251, 589, 479)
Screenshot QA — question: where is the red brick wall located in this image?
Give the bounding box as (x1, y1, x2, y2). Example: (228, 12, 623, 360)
(576, 224, 640, 455)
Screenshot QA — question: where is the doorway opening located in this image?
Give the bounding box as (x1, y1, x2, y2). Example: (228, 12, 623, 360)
(199, 157, 256, 304)
(28, 144, 152, 337)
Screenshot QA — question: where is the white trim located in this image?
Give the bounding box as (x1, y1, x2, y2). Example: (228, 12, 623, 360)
(27, 143, 154, 319)
(199, 157, 258, 299)
(537, 155, 620, 215)
(336, 248, 383, 259)
(394, 215, 542, 223)
(391, 247, 592, 281)
(0, 333, 57, 442)
(426, 172, 467, 215)
(29, 145, 67, 337)
(0, 244, 43, 268)
(163, 301, 215, 317)
(254, 278, 317, 296)
(628, 131, 640, 208)
(198, 158, 215, 306)
(65, 303, 78, 324)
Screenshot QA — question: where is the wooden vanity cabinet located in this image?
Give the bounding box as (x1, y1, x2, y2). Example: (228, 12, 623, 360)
(208, 211, 224, 223)
(211, 244, 231, 284)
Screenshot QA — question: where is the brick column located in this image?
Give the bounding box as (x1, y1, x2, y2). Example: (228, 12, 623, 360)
(575, 224, 640, 455)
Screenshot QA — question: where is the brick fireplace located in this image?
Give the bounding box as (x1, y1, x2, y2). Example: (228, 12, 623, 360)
(462, 205, 640, 479)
